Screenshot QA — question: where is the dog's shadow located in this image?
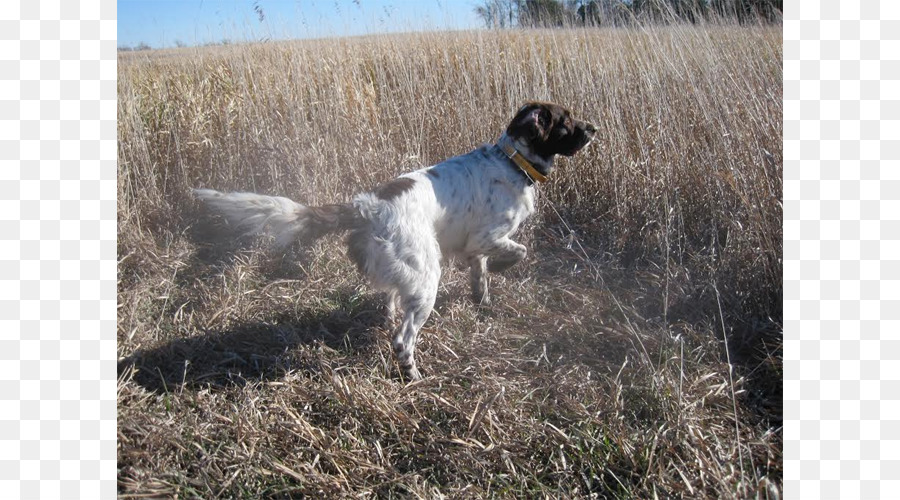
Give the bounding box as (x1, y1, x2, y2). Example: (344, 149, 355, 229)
(118, 290, 385, 395)
(183, 213, 317, 281)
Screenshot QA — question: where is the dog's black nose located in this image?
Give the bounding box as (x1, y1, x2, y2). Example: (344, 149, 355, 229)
(585, 123, 597, 134)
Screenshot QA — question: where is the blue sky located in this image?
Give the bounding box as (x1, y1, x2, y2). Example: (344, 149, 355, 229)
(118, 0, 483, 49)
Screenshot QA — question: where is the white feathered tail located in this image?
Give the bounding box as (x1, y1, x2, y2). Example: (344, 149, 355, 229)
(193, 188, 360, 249)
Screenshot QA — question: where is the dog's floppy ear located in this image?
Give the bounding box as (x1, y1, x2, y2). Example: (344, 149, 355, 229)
(508, 104, 552, 140)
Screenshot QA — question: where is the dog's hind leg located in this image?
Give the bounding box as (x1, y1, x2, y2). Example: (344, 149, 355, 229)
(392, 277, 438, 382)
(383, 289, 400, 329)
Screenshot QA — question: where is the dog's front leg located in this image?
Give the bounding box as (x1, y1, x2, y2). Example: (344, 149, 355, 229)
(485, 238, 527, 273)
(468, 255, 489, 306)
(465, 238, 526, 306)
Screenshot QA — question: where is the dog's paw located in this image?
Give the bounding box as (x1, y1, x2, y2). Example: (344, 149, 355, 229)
(471, 291, 492, 308)
(401, 365, 423, 382)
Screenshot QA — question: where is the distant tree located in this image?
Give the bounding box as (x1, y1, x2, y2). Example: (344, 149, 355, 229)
(474, 0, 519, 28)
(135, 41, 151, 51)
(577, 0, 600, 25)
(710, 0, 781, 22)
(519, 0, 570, 27)
(475, 0, 777, 29)
(576, 0, 630, 26)
(174, 39, 187, 48)
(474, 1, 501, 28)
(664, 0, 709, 23)
(626, 0, 716, 24)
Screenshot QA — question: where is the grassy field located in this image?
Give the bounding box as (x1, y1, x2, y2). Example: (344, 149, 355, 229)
(117, 23, 782, 498)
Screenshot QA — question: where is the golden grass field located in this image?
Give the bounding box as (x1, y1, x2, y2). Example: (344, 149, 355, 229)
(118, 23, 782, 498)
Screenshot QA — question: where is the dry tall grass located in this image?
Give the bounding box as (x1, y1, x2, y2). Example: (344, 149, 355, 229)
(118, 24, 782, 498)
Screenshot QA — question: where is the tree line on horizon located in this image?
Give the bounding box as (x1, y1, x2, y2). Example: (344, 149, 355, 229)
(474, 0, 782, 28)
(117, 0, 781, 52)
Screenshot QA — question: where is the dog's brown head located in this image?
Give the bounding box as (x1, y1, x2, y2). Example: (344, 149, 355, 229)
(506, 102, 596, 159)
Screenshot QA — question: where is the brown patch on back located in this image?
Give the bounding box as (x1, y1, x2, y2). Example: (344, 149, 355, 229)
(374, 177, 416, 201)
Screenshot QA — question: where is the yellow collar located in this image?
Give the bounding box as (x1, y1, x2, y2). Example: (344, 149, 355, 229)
(499, 141, 548, 183)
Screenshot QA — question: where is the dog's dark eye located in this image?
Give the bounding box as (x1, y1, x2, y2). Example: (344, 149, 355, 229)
(538, 109, 552, 127)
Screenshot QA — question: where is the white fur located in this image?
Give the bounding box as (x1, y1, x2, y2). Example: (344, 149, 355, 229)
(192, 188, 307, 249)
